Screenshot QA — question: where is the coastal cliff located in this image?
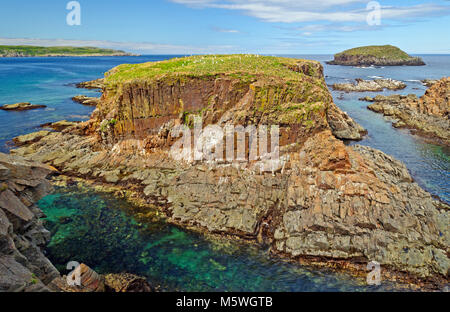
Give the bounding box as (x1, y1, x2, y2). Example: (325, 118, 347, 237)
(11, 55, 449, 287)
(327, 45, 425, 66)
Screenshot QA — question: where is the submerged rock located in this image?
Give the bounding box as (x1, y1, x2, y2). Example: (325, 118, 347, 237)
(0, 102, 46, 111)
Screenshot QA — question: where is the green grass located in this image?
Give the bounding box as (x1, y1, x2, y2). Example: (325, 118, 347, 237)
(0, 45, 129, 56)
(335, 45, 412, 60)
(104, 54, 320, 86)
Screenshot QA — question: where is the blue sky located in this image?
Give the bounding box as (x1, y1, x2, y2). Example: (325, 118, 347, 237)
(1, 0, 449, 54)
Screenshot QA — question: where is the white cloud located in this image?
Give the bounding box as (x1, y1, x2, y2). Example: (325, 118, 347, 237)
(170, 0, 450, 23)
(212, 27, 240, 33)
(0, 37, 236, 54)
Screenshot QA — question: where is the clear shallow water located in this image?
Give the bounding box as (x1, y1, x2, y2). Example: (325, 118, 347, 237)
(38, 184, 408, 292)
(0, 55, 448, 290)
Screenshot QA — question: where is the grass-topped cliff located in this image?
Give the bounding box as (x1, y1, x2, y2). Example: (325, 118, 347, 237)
(327, 45, 425, 66)
(96, 54, 364, 141)
(105, 54, 323, 86)
(0, 45, 135, 57)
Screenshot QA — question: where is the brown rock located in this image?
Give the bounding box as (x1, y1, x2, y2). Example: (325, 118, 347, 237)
(104, 273, 153, 292)
(0, 102, 47, 111)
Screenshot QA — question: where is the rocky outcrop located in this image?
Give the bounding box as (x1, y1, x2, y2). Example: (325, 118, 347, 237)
(40, 120, 79, 132)
(332, 79, 406, 92)
(327, 45, 425, 66)
(49, 263, 153, 292)
(422, 79, 439, 87)
(0, 153, 60, 292)
(0, 102, 46, 111)
(362, 77, 449, 145)
(76, 78, 105, 90)
(72, 95, 100, 106)
(10, 55, 449, 287)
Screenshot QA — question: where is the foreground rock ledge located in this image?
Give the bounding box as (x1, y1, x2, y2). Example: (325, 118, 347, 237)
(11, 55, 449, 287)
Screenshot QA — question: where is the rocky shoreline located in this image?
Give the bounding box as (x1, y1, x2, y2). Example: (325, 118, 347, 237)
(361, 77, 449, 146)
(0, 153, 154, 292)
(9, 55, 449, 289)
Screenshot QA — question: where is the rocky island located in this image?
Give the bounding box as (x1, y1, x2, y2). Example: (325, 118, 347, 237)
(9, 55, 449, 289)
(327, 45, 425, 66)
(361, 77, 449, 146)
(0, 45, 137, 57)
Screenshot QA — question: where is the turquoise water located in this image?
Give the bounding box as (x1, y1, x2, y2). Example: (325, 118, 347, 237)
(38, 184, 408, 292)
(1, 55, 448, 290)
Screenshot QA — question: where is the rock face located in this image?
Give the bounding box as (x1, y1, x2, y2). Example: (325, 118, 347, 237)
(0, 153, 60, 292)
(0, 102, 46, 111)
(11, 55, 449, 286)
(332, 79, 406, 92)
(327, 45, 425, 66)
(362, 77, 449, 145)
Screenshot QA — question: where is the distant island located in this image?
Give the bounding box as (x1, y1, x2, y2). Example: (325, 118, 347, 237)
(0, 45, 138, 57)
(327, 45, 425, 66)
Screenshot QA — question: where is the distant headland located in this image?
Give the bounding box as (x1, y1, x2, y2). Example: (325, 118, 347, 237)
(327, 45, 425, 66)
(0, 45, 139, 57)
